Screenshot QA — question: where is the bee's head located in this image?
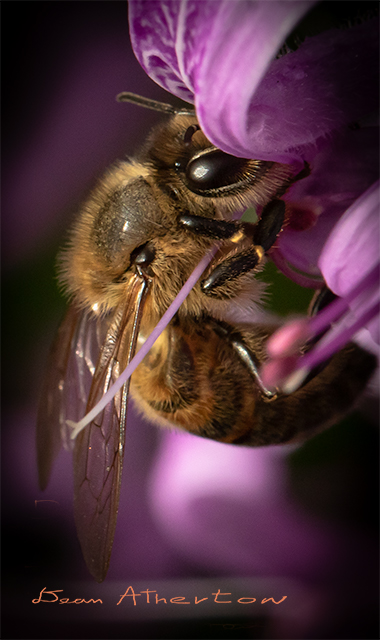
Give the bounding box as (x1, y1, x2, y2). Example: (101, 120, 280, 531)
(59, 112, 294, 319)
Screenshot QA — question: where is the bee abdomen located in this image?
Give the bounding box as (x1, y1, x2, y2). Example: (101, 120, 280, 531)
(132, 320, 259, 441)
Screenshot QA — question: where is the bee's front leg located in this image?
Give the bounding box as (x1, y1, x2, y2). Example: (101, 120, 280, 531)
(179, 199, 285, 298)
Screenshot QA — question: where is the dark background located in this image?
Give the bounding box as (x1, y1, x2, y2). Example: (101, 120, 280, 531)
(2, 2, 379, 639)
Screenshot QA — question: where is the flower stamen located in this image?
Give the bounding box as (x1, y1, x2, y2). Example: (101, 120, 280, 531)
(262, 263, 379, 393)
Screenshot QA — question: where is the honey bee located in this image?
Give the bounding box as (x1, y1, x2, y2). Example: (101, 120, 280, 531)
(37, 93, 376, 582)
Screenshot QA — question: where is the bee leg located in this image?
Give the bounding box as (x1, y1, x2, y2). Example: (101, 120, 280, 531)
(179, 214, 249, 240)
(180, 200, 284, 246)
(212, 319, 277, 400)
(309, 286, 337, 317)
(201, 200, 285, 296)
(298, 287, 340, 387)
(305, 286, 337, 350)
(201, 245, 265, 295)
(235, 343, 377, 446)
(253, 199, 286, 251)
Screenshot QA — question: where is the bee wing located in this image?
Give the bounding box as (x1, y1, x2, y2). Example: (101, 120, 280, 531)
(72, 275, 148, 582)
(36, 306, 104, 490)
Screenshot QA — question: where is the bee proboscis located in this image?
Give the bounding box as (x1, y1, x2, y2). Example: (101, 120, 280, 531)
(37, 93, 376, 582)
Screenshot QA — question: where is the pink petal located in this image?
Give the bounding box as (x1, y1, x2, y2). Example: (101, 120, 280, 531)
(319, 181, 380, 344)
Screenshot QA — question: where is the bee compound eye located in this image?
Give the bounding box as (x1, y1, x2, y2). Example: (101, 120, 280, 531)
(185, 149, 251, 193)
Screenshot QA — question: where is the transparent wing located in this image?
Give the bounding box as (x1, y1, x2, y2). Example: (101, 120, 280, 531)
(72, 276, 149, 582)
(60, 309, 108, 449)
(36, 305, 105, 490)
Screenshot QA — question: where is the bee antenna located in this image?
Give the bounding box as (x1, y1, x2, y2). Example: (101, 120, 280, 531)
(116, 92, 195, 116)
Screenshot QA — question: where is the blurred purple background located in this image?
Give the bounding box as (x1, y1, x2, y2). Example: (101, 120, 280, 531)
(2, 3, 378, 639)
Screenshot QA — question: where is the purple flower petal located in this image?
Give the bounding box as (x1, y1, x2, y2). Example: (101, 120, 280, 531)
(275, 127, 379, 279)
(149, 430, 376, 580)
(262, 188, 380, 392)
(130, 2, 378, 163)
(232, 18, 379, 163)
(319, 181, 380, 344)
(129, 0, 200, 103)
(129, 0, 314, 158)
